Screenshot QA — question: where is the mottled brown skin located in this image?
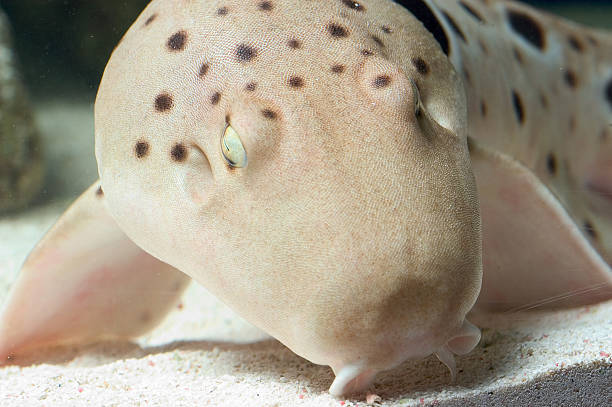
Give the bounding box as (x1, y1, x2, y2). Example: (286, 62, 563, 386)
(442, 0, 612, 267)
(421, 0, 612, 310)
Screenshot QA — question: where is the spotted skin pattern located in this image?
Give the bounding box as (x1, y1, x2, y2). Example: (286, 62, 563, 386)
(0, 0, 611, 398)
(437, 0, 612, 264)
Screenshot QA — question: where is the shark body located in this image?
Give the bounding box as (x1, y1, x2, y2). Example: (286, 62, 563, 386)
(1, 0, 611, 397)
(419, 0, 612, 309)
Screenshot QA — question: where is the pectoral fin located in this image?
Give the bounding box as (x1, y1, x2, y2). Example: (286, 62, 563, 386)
(469, 140, 612, 311)
(0, 182, 191, 362)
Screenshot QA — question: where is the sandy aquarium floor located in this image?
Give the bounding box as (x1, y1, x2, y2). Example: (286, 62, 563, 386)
(0, 100, 610, 406)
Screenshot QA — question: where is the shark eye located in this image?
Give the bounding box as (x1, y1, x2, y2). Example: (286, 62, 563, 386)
(221, 124, 248, 168)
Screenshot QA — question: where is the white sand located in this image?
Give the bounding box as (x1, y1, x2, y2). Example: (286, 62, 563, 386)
(0, 101, 610, 406)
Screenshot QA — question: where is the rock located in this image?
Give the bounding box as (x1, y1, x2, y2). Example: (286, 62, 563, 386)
(0, 8, 43, 213)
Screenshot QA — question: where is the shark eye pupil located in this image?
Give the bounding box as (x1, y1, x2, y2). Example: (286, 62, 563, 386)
(221, 125, 248, 168)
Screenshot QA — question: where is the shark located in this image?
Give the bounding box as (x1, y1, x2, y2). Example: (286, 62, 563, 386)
(0, 0, 611, 397)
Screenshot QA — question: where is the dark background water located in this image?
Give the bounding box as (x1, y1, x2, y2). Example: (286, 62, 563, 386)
(1, 0, 611, 99)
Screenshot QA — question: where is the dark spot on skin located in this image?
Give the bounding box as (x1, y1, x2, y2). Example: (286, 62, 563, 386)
(236, 44, 258, 62)
(96, 186, 104, 197)
(606, 79, 612, 109)
(167, 31, 187, 51)
(288, 76, 304, 88)
(135, 141, 150, 159)
(459, 1, 484, 23)
(564, 70, 578, 88)
(373, 75, 392, 89)
(361, 49, 373, 56)
(341, 0, 365, 11)
(546, 153, 557, 175)
(262, 109, 278, 120)
(199, 63, 209, 78)
(442, 11, 466, 42)
(512, 90, 525, 125)
(155, 93, 173, 112)
(412, 57, 429, 75)
(171, 143, 188, 162)
(327, 23, 349, 38)
(398, 0, 450, 55)
(144, 14, 157, 26)
(507, 10, 546, 50)
(245, 82, 257, 92)
(258, 1, 273, 11)
(371, 35, 385, 47)
(382, 25, 393, 34)
(587, 35, 598, 46)
(567, 35, 584, 52)
(217, 7, 228, 16)
(583, 221, 598, 239)
(480, 100, 487, 117)
(288, 39, 302, 49)
(331, 64, 346, 74)
(211, 92, 222, 105)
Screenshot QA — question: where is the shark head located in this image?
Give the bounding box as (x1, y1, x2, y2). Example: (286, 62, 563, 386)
(94, 0, 482, 393)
